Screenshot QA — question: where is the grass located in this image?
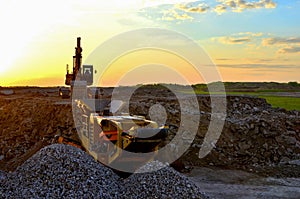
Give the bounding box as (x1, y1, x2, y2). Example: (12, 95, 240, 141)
(177, 88, 300, 111)
(258, 96, 300, 111)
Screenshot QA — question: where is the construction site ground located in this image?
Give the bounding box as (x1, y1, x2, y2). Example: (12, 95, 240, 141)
(0, 86, 300, 198)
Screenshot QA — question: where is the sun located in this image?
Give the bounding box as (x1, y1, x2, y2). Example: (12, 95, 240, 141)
(0, 67, 8, 73)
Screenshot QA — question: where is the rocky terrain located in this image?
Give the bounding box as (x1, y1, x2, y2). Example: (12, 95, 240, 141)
(0, 88, 75, 171)
(127, 86, 300, 177)
(0, 86, 300, 198)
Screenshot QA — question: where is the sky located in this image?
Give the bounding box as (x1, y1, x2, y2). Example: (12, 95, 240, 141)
(0, 0, 299, 86)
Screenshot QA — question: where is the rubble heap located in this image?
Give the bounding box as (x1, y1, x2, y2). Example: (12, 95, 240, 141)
(128, 92, 300, 173)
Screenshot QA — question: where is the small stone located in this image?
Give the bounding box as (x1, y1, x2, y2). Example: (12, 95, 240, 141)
(280, 157, 291, 164)
(0, 90, 14, 95)
(288, 159, 300, 166)
(262, 110, 269, 114)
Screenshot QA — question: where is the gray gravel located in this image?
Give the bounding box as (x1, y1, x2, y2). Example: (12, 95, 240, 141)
(0, 144, 207, 199)
(0, 170, 6, 183)
(0, 144, 120, 198)
(122, 161, 208, 199)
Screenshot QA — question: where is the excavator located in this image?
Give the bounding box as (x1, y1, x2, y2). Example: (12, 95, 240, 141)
(59, 37, 93, 98)
(57, 37, 169, 172)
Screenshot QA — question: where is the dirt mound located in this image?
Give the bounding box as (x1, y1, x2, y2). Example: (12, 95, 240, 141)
(0, 94, 76, 171)
(127, 87, 300, 176)
(196, 96, 300, 176)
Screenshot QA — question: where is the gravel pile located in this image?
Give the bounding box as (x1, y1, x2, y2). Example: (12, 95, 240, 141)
(0, 170, 6, 183)
(0, 144, 207, 199)
(0, 144, 120, 198)
(121, 161, 208, 199)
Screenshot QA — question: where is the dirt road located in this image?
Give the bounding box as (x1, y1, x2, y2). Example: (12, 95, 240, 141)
(187, 167, 300, 199)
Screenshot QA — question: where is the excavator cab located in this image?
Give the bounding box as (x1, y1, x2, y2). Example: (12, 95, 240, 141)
(82, 65, 93, 86)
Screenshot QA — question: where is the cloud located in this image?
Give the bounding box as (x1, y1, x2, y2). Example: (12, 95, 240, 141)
(278, 46, 300, 54)
(211, 32, 265, 44)
(160, 0, 277, 20)
(214, 4, 227, 14)
(162, 1, 210, 21)
(162, 8, 193, 21)
(219, 36, 251, 44)
(261, 36, 300, 54)
(237, 32, 263, 37)
(175, 3, 210, 13)
(214, 57, 300, 69)
(214, 0, 277, 14)
(216, 58, 234, 61)
(162, 2, 209, 21)
(262, 37, 300, 46)
(216, 58, 276, 62)
(216, 63, 300, 69)
(212, 32, 265, 46)
(226, 0, 276, 10)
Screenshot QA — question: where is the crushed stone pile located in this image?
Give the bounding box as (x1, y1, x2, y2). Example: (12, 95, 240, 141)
(0, 144, 120, 198)
(0, 170, 6, 183)
(122, 161, 208, 199)
(0, 144, 207, 199)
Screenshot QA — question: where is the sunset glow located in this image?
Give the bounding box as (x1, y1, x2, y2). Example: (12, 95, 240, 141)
(0, 0, 299, 86)
(96, 49, 205, 86)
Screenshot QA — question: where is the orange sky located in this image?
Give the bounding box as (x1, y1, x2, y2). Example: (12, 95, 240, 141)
(95, 49, 205, 86)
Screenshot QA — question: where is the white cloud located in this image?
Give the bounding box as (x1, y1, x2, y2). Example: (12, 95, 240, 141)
(159, 0, 277, 20)
(237, 32, 264, 37)
(175, 3, 210, 13)
(214, 4, 227, 14)
(215, 0, 277, 13)
(162, 8, 194, 21)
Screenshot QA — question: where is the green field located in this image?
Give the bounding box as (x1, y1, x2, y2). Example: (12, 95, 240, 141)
(191, 82, 300, 111)
(258, 96, 300, 111)
(177, 89, 300, 111)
